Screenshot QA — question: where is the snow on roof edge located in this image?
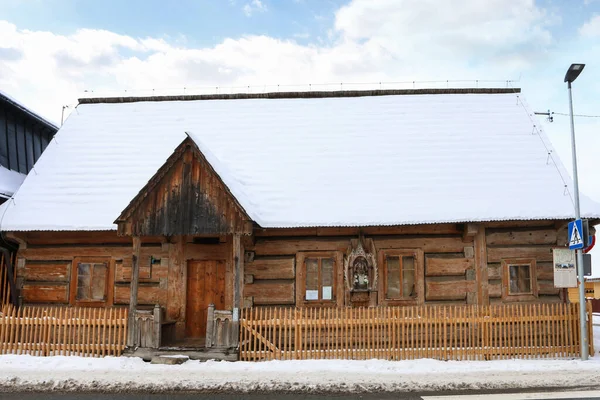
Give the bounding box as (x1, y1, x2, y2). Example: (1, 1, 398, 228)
(0, 90, 59, 130)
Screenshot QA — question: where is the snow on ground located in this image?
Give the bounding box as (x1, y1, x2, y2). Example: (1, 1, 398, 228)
(0, 322, 598, 393)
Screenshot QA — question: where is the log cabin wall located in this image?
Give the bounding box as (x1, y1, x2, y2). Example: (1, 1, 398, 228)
(11, 231, 233, 341)
(485, 220, 565, 304)
(244, 221, 566, 308)
(13, 232, 168, 308)
(244, 224, 480, 307)
(9, 220, 566, 319)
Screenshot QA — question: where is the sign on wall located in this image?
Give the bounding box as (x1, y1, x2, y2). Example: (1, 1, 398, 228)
(553, 248, 577, 288)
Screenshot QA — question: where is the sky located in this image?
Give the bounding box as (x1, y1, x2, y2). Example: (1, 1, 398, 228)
(1, 0, 600, 271)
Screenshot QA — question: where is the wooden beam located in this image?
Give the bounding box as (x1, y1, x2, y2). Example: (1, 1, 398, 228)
(462, 223, 478, 242)
(474, 225, 489, 305)
(167, 237, 185, 338)
(232, 233, 242, 310)
(127, 236, 141, 347)
(5, 232, 27, 249)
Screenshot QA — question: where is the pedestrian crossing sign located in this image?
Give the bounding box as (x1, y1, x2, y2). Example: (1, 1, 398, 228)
(568, 219, 584, 250)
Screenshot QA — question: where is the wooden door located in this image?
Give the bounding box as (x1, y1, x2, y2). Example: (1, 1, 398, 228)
(185, 260, 226, 338)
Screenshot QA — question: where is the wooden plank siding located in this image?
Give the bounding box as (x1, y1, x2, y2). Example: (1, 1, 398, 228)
(115, 138, 251, 237)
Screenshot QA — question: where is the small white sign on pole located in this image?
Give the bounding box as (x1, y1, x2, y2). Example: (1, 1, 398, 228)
(553, 248, 577, 288)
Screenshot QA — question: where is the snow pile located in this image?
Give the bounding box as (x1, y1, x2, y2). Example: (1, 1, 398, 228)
(0, 355, 599, 393)
(0, 322, 598, 393)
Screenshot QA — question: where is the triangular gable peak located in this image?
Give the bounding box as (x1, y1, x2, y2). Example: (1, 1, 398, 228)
(115, 136, 252, 236)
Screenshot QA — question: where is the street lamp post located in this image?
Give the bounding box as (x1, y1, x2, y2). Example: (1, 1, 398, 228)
(564, 63, 588, 361)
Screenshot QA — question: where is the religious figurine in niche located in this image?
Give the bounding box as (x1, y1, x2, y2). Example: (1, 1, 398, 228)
(344, 236, 377, 292)
(352, 256, 369, 290)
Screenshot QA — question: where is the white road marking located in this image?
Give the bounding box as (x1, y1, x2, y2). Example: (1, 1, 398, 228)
(422, 390, 600, 400)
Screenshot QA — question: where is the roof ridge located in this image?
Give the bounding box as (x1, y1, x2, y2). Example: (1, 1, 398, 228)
(78, 87, 521, 104)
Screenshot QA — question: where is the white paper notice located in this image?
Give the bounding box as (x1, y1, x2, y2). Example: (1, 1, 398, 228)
(306, 290, 319, 300)
(553, 248, 577, 288)
(322, 286, 332, 300)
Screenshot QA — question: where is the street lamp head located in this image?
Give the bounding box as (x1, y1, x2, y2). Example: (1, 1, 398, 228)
(564, 63, 585, 83)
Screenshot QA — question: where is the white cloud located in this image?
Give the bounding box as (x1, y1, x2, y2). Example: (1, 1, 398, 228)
(243, 0, 267, 17)
(580, 14, 600, 37)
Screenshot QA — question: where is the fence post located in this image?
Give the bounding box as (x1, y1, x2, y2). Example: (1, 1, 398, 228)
(127, 236, 141, 348)
(587, 300, 594, 356)
(206, 303, 215, 348)
(294, 308, 301, 360)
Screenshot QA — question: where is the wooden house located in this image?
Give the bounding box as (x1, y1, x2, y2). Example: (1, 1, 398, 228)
(0, 90, 58, 204)
(0, 90, 58, 308)
(1, 88, 598, 360)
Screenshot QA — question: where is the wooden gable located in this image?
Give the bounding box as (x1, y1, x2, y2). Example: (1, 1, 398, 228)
(115, 137, 252, 236)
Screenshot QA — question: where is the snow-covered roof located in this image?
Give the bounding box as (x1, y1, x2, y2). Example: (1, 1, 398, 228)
(1, 89, 599, 231)
(0, 166, 26, 199)
(0, 90, 59, 130)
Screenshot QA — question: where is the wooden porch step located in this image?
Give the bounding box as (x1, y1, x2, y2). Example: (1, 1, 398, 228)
(124, 346, 238, 362)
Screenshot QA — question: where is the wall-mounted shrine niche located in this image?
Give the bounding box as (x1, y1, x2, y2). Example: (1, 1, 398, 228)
(344, 236, 378, 307)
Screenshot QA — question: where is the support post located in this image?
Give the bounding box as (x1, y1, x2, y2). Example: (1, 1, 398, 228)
(206, 303, 215, 348)
(473, 224, 489, 305)
(567, 81, 588, 360)
(127, 236, 141, 347)
(232, 233, 242, 310)
(153, 304, 162, 348)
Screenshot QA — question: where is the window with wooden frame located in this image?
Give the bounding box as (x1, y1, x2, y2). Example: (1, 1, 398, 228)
(501, 258, 538, 301)
(296, 252, 343, 306)
(70, 257, 112, 306)
(378, 249, 423, 305)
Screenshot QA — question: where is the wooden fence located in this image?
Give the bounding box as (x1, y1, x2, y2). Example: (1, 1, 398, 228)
(240, 303, 594, 361)
(0, 304, 128, 357)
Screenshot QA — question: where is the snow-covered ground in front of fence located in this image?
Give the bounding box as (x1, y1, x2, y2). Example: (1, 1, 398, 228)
(0, 316, 598, 393)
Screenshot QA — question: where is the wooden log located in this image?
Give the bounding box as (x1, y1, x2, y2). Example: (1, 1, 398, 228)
(487, 246, 553, 263)
(253, 224, 462, 237)
(245, 257, 295, 280)
(244, 281, 295, 305)
(19, 245, 162, 260)
(486, 229, 557, 246)
(22, 231, 165, 246)
(425, 280, 475, 301)
(21, 283, 69, 303)
(425, 257, 473, 277)
(538, 280, 560, 296)
(22, 262, 70, 282)
(487, 264, 501, 280)
(127, 236, 141, 347)
(488, 281, 502, 298)
(536, 262, 554, 281)
(184, 243, 229, 261)
(249, 236, 465, 256)
(114, 284, 166, 305)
